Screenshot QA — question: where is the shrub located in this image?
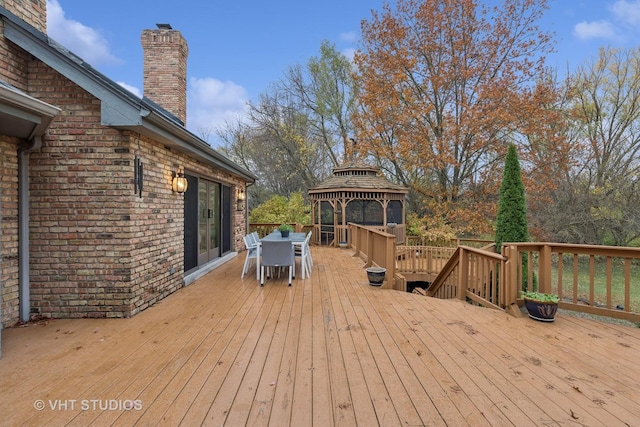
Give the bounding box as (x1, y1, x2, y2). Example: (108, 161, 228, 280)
(249, 192, 310, 224)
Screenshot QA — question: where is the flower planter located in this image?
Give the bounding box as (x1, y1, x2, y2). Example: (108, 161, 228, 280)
(524, 298, 558, 322)
(366, 267, 386, 286)
(280, 230, 290, 238)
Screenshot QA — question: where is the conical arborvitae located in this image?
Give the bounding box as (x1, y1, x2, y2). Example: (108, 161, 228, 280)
(495, 144, 528, 253)
(495, 144, 532, 291)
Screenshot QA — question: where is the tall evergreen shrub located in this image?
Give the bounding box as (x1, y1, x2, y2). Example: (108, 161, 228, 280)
(495, 144, 530, 291)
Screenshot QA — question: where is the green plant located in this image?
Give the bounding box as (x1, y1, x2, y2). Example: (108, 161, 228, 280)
(521, 291, 559, 304)
(248, 192, 310, 224)
(495, 144, 529, 291)
(279, 223, 294, 232)
(405, 212, 457, 246)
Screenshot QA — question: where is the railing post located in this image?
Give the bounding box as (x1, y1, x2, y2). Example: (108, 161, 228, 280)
(366, 230, 374, 268)
(538, 244, 552, 294)
(503, 245, 518, 304)
(387, 236, 396, 287)
(458, 247, 468, 300)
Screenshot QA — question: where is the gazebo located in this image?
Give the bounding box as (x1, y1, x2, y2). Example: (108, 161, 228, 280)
(308, 161, 409, 246)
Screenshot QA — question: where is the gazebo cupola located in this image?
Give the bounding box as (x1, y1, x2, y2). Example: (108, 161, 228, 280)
(308, 161, 408, 246)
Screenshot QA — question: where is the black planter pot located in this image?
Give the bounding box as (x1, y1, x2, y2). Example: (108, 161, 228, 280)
(366, 267, 386, 286)
(280, 230, 290, 238)
(524, 298, 558, 322)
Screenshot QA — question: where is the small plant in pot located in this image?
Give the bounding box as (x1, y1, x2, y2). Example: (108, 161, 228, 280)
(279, 223, 294, 237)
(521, 291, 559, 322)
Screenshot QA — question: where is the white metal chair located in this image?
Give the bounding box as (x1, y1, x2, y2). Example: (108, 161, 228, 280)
(241, 235, 260, 279)
(260, 240, 295, 286)
(294, 232, 312, 279)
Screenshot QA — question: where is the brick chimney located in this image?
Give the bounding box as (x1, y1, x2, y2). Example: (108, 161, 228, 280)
(141, 24, 188, 125)
(1, 0, 47, 32)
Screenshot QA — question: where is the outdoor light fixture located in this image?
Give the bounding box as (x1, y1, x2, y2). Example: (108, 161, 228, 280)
(237, 187, 246, 210)
(172, 171, 188, 193)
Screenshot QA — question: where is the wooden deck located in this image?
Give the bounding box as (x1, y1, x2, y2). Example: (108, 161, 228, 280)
(1, 247, 640, 426)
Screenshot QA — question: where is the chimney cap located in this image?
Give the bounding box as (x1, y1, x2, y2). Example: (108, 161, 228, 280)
(156, 23, 173, 29)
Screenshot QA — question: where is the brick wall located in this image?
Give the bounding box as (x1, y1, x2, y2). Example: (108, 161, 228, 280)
(1, 8, 29, 326)
(141, 27, 188, 125)
(124, 135, 246, 316)
(0, 21, 29, 89)
(0, 11, 248, 325)
(19, 59, 247, 322)
(26, 60, 136, 319)
(0, 136, 20, 325)
(0, 0, 47, 33)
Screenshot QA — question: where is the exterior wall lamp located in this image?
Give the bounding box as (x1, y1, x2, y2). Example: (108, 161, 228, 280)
(172, 171, 188, 193)
(237, 187, 245, 210)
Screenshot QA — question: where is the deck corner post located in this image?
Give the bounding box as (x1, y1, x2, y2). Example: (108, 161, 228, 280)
(458, 248, 469, 300)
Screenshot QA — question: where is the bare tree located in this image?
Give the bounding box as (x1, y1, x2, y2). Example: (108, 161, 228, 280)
(545, 47, 640, 245)
(217, 42, 358, 199)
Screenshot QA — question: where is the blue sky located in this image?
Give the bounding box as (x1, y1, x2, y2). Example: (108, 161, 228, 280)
(47, 0, 640, 144)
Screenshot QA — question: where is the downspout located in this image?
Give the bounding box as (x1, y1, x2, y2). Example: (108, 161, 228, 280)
(17, 135, 41, 322)
(244, 182, 254, 237)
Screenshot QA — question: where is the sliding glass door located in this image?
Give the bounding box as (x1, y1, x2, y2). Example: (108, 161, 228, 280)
(198, 180, 220, 264)
(184, 175, 233, 273)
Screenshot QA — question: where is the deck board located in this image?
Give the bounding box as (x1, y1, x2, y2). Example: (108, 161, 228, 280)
(1, 246, 640, 426)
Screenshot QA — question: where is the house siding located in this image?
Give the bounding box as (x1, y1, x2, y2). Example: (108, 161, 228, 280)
(0, 6, 251, 328)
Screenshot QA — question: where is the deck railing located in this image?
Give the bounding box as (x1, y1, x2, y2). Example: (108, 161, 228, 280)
(501, 242, 640, 322)
(312, 223, 406, 247)
(429, 242, 640, 322)
(405, 236, 493, 248)
(250, 223, 640, 322)
(426, 246, 505, 311)
(396, 246, 457, 281)
(348, 223, 399, 290)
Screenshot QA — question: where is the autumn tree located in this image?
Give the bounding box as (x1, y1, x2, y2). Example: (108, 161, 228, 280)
(353, 0, 566, 235)
(541, 47, 640, 246)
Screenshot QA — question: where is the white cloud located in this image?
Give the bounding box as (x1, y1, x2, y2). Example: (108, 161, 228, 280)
(46, 0, 121, 66)
(573, 20, 617, 40)
(610, 0, 640, 26)
(117, 82, 142, 98)
(45, 1, 246, 145)
(339, 31, 358, 43)
(187, 77, 249, 143)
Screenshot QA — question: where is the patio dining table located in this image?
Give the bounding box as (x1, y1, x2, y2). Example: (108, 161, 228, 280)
(256, 231, 307, 280)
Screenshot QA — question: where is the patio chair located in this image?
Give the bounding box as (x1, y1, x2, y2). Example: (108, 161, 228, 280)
(294, 232, 312, 279)
(241, 235, 260, 279)
(260, 240, 295, 286)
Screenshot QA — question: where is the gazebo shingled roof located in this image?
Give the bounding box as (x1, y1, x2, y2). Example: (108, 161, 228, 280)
(308, 161, 408, 246)
(309, 161, 408, 193)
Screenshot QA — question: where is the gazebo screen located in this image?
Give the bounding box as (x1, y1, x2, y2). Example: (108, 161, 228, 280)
(346, 200, 383, 226)
(320, 201, 334, 245)
(386, 200, 403, 224)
